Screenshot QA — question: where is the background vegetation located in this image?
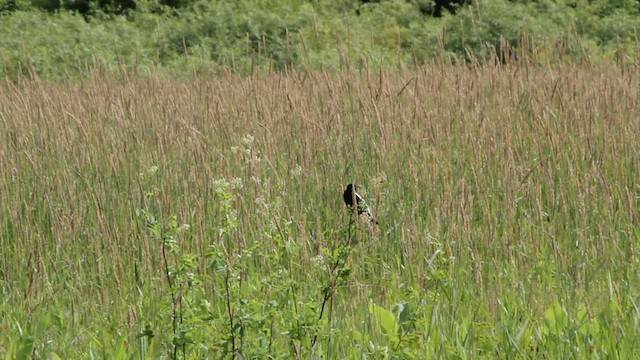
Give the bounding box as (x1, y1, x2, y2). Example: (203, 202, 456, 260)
(1, 0, 640, 80)
(1, 0, 640, 358)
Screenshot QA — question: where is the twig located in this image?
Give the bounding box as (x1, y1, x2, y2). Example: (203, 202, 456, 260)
(224, 259, 236, 357)
(311, 211, 356, 353)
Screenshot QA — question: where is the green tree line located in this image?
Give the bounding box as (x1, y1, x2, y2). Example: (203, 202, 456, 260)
(1, 0, 639, 80)
(1, 0, 469, 16)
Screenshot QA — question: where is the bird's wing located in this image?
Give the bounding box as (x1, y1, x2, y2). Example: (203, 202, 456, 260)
(353, 192, 371, 215)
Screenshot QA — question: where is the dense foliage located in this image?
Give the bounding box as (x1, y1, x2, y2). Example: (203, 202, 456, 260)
(1, 0, 639, 80)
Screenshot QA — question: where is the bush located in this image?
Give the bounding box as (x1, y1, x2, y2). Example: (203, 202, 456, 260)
(439, 0, 640, 63)
(0, 10, 157, 80)
(1, 0, 639, 80)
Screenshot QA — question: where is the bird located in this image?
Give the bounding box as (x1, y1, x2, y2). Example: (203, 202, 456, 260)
(343, 183, 378, 224)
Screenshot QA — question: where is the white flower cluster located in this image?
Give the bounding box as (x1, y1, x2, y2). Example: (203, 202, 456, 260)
(241, 134, 254, 145)
(138, 165, 159, 179)
(212, 177, 243, 194)
(290, 164, 303, 176)
(232, 134, 259, 158)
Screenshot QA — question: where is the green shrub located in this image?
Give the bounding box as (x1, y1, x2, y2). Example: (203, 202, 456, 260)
(1, 0, 639, 81)
(0, 10, 158, 80)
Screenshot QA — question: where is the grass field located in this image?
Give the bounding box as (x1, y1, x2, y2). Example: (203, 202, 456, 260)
(1, 60, 640, 358)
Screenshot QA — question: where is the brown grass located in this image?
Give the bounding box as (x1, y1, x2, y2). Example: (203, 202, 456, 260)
(1, 61, 639, 354)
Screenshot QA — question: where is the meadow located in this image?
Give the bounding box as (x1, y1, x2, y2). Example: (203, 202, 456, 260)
(1, 58, 640, 358)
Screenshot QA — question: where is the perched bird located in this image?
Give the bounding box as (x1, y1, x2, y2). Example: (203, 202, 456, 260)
(343, 183, 378, 224)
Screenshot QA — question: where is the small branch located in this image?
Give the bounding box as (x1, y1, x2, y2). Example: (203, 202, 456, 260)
(224, 259, 236, 357)
(311, 211, 356, 352)
(160, 235, 178, 360)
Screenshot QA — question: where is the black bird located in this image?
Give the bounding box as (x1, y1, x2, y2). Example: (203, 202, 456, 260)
(343, 183, 378, 224)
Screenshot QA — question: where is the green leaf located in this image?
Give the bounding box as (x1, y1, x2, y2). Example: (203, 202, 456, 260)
(352, 329, 364, 342)
(543, 301, 568, 337)
(369, 302, 398, 337)
(15, 336, 34, 360)
(576, 303, 600, 337)
(393, 302, 411, 327)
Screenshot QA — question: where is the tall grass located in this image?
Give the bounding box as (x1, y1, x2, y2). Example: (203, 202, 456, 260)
(1, 60, 639, 358)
